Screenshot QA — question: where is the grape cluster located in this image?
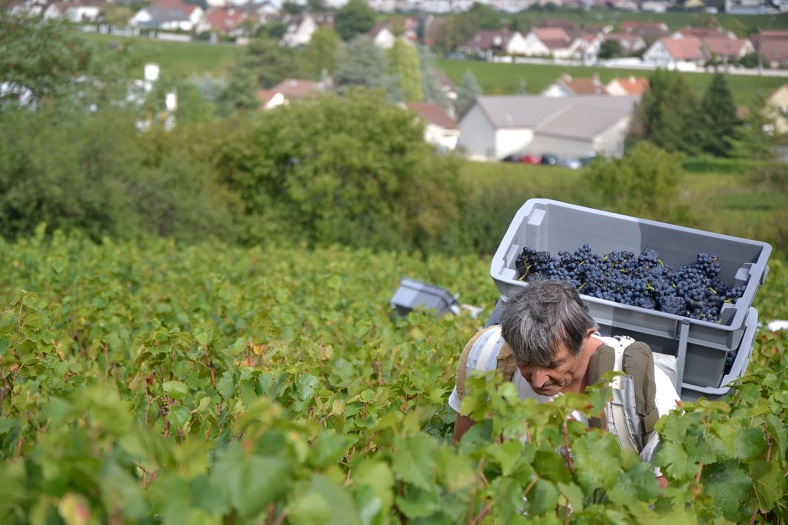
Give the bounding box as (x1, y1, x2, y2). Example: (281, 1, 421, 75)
(515, 244, 746, 324)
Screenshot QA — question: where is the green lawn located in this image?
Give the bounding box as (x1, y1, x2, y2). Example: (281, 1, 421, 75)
(438, 59, 787, 106)
(86, 33, 245, 79)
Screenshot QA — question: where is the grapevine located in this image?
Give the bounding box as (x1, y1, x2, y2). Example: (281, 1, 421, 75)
(515, 244, 746, 323)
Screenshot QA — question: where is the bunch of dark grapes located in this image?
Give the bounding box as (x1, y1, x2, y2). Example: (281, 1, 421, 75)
(515, 245, 747, 323)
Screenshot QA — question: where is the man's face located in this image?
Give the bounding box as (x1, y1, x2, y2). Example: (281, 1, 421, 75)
(517, 342, 588, 396)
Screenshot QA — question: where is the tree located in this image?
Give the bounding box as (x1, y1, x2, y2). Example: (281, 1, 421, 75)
(334, 0, 376, 42)
(0, 13, 133, 114)
(730, 93, 778, 160)
(585, 142, 693, 225)
(690, 73, 739, 157)
(388, 39, 423, 103)
(333, 36, 388, 94)
(207, 88, 464, 251)
(299, 26, 341, 79)
(238, 36, 299, 89)
(598, 39, 621, 60)
(466, 2, 503, 30)
(630, 70, 696, 153)
(418, 45, 451, 111)
(455, 70, 482, 117)
(218, 62, 260, 113)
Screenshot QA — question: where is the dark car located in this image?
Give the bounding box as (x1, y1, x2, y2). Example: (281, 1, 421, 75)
(540, 154, 559, 166)
(501, 154, 522, 162)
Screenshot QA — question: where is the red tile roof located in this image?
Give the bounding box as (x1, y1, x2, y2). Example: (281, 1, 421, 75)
(559, 73, 608, 95)
(660, 36, 705, 61)
(205, 7, 247, 32)
(608, 76, 649, 96)
(406, 102, 457, 130)
(702, 37, 750, 57)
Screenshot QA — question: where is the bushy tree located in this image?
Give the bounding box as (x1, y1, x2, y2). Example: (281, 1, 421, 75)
(730, 93, 778, 160)
(333, 36, 389, 94)
(0, 108, 238, 242)
(455, 70, 483, 117)
(204, 88, 465, 251)
(236, 36, 299, 90)
(334, 0, 376, 42)
(388, 39, 423, 103)
(585, 142, 694, 225)
(598, 39, 621, 60)
(299, 26, 341, 79)
(0, 13, 134, 114)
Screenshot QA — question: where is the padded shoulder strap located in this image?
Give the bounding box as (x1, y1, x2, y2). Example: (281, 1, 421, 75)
(455, 325, 515, 401)
(622, 342, 659, 435)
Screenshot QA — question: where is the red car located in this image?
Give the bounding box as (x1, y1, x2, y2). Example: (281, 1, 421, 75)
(521, 154, 541, 164)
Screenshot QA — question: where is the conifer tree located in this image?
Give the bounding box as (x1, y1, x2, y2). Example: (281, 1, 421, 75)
(691, 73, 740, 157)
(455, 70, 482, 117)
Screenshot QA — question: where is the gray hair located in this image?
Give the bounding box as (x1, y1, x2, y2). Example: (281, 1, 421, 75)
(499, 279, 596, 367)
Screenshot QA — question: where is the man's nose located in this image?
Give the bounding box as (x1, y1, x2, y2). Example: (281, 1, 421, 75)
(529, 368, 549, 388)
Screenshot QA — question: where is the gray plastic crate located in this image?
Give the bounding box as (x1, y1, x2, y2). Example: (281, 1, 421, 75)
(490, 199, 771, 390)
(597, 307, 758, 394)
(391, 278, 459, 317)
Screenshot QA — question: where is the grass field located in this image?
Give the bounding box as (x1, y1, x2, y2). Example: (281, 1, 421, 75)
(437, 59, 787, 106)
(86, 33, 244, 78)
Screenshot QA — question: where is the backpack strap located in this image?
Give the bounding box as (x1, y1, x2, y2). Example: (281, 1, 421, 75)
(586, 338, 659, 453)
(455, 325, 516, 402)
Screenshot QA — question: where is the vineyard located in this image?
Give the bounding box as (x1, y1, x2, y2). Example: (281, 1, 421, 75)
(1, 229, 786, 524)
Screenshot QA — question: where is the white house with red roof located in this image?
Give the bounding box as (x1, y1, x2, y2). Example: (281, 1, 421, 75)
(542, 73, 609, 97)
(205, 6, 247, 36)
(524, 28, 576, 58)
(130, 0, 208, 32)
(643, 35, 755, 69)
(458, 30, 527, 58)
(606, 76, 649, 97)
(256, 78, 331, 110)
(405, 102, 460, 151)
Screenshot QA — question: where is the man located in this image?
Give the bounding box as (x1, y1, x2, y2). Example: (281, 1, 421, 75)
(448, 279, 680, 487)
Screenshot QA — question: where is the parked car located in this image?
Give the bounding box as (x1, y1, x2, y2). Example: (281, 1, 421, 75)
(558, 158, 582, 169)
(540, 154, 559, 166)
(521, 154, 541, 164)
(501, 154, 522, 162)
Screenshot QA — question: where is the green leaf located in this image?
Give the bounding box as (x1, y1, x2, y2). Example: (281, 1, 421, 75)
(163, 381, 189, 400)
(212, 444, 293, 519)
(748, 460, 784, 513)
(529, 479, 559, 515)
(733, 427, 767, 460)
(296, 373, 320, 401)
(391, 435, 437, 490)
(308, 432, 353, 470)
(288, 475, 362, 525)
(394, 485, 440, 519)
(557, 482, 585, 513)
(572, 432, 621, 488)
(352, 460, 394, 513)
(167, 405, 191, 428)
(701, 460, 752, 521)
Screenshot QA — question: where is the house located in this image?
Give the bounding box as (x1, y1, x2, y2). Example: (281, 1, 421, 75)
(256, 78, 330, 110)
(542, 73, 609, 97)
(702, 37, 755, 62)
(280, 12, 334, 48)
(606, 76, 649, 96)
(205, 6, 248, 37)
(406, 102, 460, 151)
(369, 23, 397, 49)
(241, 1, 279, 24)
(750, 30, 788, 68)
(767, 85, 788, 134)
(642, 37, 706, 69)
(457, 95, 639, 160)
(458, 30, 528, 58)
(567, 32, 604, 62)
(130, 0, 208, 32)
(602, 32, 646, 55)
(529, 27, 576, 58)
